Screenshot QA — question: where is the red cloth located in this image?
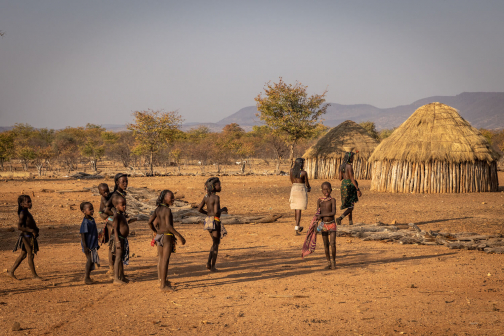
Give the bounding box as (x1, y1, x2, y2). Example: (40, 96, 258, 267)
(301, 210, 319, 259)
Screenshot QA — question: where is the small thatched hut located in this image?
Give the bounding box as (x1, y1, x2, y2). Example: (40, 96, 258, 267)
(303, 120, 379, 180)
(369, 102, 500, 193)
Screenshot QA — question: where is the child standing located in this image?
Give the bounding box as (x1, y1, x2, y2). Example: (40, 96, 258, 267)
(316, 182, 337, 269)
(111, 195, 130, 285)
(8, 195, 41, 280)
(80, 202, 100, 284)
(197, 177, 227, 272)
(97, 183, 114, 273)
(148, 190, 186, 291)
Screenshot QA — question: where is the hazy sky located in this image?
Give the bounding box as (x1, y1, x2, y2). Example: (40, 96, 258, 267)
(1, 0, 503, 128)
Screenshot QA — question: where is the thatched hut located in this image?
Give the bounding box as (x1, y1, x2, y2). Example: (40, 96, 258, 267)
(369, 102, 500, 193)
(303, 120, 379, 180)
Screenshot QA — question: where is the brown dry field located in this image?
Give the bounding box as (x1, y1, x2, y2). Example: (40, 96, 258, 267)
(1, 172, 504, 335)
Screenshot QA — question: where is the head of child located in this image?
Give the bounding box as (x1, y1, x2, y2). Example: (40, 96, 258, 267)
(98, 183, 110, 198)
(321, 182, 332, 198)
(113, 173, 128, 192)
(112, 195, 127, 213)
(80, 202, 94, 218)
(156, 190, 174, 207)
(205, 177, 221, 195)
(17, 195, 32, 214)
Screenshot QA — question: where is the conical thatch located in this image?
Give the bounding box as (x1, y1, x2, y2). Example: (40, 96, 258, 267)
(369, 102, 500, 163)
(370, 103, 500, 193)
(303, 120, 379, 180)
(304, 120, 378, 160)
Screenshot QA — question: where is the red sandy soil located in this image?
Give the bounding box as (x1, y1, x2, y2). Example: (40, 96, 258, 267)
(0, 173, 503, 335)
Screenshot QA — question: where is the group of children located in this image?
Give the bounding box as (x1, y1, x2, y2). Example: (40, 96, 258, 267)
(8, 151, 362, 289)
(8, 173, 227, 292)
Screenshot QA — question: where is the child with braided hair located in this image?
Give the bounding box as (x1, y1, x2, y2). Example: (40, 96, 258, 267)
(147, 190, 186, 291)
(197, 177, 228, 272)
(8, 195, 41, 280)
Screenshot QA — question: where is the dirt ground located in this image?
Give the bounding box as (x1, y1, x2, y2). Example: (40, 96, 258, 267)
(0, 172, 503, 335)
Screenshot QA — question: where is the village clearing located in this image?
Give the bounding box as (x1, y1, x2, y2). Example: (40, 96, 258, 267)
(0, 173, 503, 335)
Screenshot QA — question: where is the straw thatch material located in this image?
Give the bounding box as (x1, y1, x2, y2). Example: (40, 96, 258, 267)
(369, 102, 500, 193)
(303, 120, 379, 180)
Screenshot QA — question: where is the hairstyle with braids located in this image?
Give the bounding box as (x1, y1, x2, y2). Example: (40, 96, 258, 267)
(156, 190, 174, 206)
(17, 195, 30, 215)
(80, 201, 92, 212)
(292, 158, 305, 179)
(113, 173, 127, 193)
(205, 177, 220, 195)
(340, 152, 354, 173)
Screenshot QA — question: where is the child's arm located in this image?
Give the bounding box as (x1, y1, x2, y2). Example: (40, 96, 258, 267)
(164, 208, 186, 245)
(81, 233, 90, 253)
(304, 171, 311, 192)
(147, 210, 158, 234)
(348, 166, 362, 197)
(213, 195, 221, 218)
(316, 199, 321, 219)
(104, 197, 116, 217)
(113, 217, 121, 248)
(18, 212, 36, 234)
(197, 197, 207, 215)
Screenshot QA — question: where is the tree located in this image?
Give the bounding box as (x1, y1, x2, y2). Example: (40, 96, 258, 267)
(255, 78, 329, 162)
(81, 124, 106, 172)
(105, 131, 135, 168)
(359, 121, 379, 141)
(127, 109, 184, 176)
(379, 128, 396, 141)
(0, 131, 15, 170)
(251, 125, 288, 173)
(11, 124, 55, 175)
(53, 127, 85, 173)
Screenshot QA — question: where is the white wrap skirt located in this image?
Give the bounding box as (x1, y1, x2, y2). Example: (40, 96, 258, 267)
(289, 183, 308, 210)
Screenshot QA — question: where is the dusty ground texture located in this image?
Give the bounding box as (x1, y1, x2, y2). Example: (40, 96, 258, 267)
(0, 172, 503, 335)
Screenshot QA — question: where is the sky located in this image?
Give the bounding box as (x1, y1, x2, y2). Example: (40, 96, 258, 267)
(1, 0, 504, 129)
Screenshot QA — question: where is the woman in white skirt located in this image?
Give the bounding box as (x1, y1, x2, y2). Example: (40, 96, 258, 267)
(289, 158, 311, 235)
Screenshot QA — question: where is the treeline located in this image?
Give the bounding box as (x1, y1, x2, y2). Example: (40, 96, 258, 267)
(0, 120, 324, 176)
(1, 112, 501, 177)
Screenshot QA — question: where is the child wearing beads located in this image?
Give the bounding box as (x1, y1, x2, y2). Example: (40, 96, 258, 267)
(147, 190, 186, 291)
(197, 177, 228, 272)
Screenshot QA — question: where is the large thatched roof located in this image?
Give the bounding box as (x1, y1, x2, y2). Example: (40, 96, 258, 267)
(369, 102, 500, 163)
(303, 120, 379, 159)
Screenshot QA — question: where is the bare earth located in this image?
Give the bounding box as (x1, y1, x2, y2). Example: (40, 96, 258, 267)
(1, 173, 503, 335)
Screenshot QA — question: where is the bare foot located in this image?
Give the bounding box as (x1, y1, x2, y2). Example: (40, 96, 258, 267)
(6, 271, 18, 280)
(324, 263, 331, 270)
(84, 278, 94, 285)
(336, 218, 342, 226)
(330, 261, 336, 270)
(32, 275, 43, 281)
(210, 267, 219, 272)
(121, 276, 130, 283)
(113, 279, 127, 285)
(160, 284, 174, 292)
(206, 263, 212, 270)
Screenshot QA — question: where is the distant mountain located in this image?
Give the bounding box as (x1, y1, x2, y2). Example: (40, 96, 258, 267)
(207, 92, 504, 130)
(2, 92, 503, 132)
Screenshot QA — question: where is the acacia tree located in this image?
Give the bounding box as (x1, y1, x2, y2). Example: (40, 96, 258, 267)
(81, 124, 106, 172)
(53, 127, 85, 173)
(127, 109, 184, 176)
(0, 131, 15, 170)
(255, 78, 329, 162)
(251, 125, 288, 173)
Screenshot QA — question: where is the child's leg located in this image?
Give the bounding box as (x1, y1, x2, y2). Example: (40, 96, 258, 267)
(160, 238, 173, 291)
(321, 232, 331, 267)
(8, 250, 27, 280)
(84, 251, 93, 284)
(348, 208, 353, 224)
(108, 245, 115, 274)
(330, 231, 337, 269)
(207, 229, 221, 271)
(157, 244, 163, 281)
(23, 237, 40, 279)
(113, 241, 126, 285)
